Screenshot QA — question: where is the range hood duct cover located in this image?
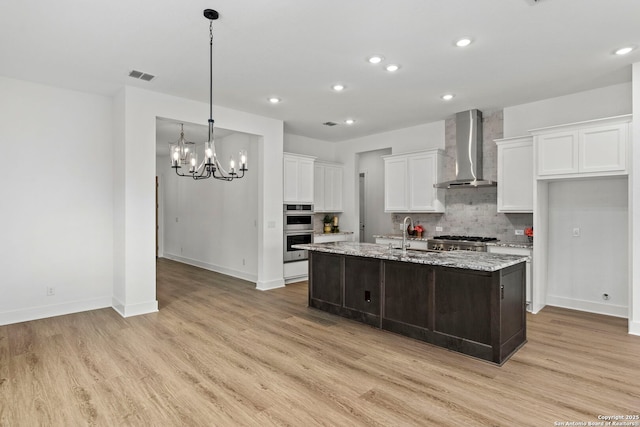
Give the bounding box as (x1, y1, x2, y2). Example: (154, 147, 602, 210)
(434, 109, 497, 188)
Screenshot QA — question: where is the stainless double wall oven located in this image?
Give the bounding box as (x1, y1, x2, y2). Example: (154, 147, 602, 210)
(283, 204, 314, 262)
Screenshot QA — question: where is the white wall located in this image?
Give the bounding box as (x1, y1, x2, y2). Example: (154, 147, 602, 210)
(504, 82, 632, 137)
(336, 121, 446, 239)
(546, 178, 628, 317)
(358, 149, 392, 242)
(0, 76, 114, 325)
(116, 86, 284, 307)
(504, 79, 636, 331)
(631, 62, 640, 335)
(158, 132, 260, 282)
(284, 133, 337, 162)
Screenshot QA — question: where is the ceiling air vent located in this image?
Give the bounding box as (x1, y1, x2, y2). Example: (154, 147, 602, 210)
(128, 70, 156, 81)
(323, 121, 338, 127)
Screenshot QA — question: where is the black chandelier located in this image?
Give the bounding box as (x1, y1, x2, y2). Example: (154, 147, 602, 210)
(170, 9, 247, 181)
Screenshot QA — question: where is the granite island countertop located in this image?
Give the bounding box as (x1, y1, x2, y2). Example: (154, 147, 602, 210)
(293, 242, 528, 272)
(375, 234, 533, 249)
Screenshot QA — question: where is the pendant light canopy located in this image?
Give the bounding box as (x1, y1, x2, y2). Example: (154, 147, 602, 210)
(170, 9, 248, 181)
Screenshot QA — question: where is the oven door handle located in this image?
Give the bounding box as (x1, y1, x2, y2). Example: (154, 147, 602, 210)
(285, 230, 314, 235)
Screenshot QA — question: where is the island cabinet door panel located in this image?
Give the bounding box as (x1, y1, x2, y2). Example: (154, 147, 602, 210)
(382, 261, 433, 329)
(343, 256, 381, 316)
(433, 268, 493, 345)
(309, 252, 343, 306)
(500, 264, 526, 343)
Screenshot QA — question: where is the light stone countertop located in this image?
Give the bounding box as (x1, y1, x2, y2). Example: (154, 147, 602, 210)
(373, 234, 430, 242)
(313, 231, 354, 236)
(375, 234, 533, 249)
(293, 242, 528, 272)
(486, 241, 533, 249)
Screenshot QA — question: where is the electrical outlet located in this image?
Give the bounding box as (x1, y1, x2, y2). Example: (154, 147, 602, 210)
(46, 287, 55, 296)
(242, 258, 246, 266)
(572, 227, 580, 237)
(515, 229, 524, 236)
(435, 226, 443, 232)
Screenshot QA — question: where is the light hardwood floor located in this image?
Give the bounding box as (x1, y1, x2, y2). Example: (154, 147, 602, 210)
(1, 258, 639, 426)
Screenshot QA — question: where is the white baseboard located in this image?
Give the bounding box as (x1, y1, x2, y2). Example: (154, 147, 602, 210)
(111, 297, 158, 318)
(629, 320, 640, 336)
(0, 297, 112, 326)
(546, 295, 628, 318)
(163, 253, 258, 283)
(256, 278, 286, 291)
(285, 275, 308, 285)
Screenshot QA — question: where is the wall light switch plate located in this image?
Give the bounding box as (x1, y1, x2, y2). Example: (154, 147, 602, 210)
(515, 229, 524, 236)
(573, 227, 580, 237)
(435, 226, 443, 232)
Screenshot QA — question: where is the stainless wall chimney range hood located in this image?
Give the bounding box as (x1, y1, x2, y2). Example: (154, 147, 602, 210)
(434, 109, 497, 189)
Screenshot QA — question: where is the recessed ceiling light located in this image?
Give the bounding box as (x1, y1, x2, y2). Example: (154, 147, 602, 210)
(332, 84, 345, 92)
(268, 97, 281, 104)
(455, 37, 473, 47)
(385, 64, 400, 72)
(441, 94, 455, 101)
(367, 55, 384, 64)
(345, 119, 356, 125)
(615, 46, 635, 55)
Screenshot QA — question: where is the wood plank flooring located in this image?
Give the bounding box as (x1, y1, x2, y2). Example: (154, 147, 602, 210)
(1, 258, 639, 426)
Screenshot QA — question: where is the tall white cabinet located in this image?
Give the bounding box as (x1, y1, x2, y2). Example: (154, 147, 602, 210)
(314, 161, 343, 212)
(495, 136, 533, 213)
(383, 149, 445, 213)
(283, 153, 315, 204)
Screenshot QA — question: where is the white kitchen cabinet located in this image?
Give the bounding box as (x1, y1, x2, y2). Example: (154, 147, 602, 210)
(314, 161, 343, 212)
(284, 260, 308, 284)
(487, 245, 532, 311)
(495, 136, 533, 213)
(383, 157, 408, 212)
(314, 233, 353, 244)
(383, 150, 444, 213)
(283, 153, 315, 203)
(532, 115, 630, 179)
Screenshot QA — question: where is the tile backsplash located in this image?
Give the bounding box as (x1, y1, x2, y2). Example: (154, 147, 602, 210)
(392, 110, 533, 243)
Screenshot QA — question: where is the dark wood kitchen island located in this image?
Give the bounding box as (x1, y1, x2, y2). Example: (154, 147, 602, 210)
(293, 242, 528, 364)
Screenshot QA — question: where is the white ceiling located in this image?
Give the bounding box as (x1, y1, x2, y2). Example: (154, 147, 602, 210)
(1, 0, 638, 142)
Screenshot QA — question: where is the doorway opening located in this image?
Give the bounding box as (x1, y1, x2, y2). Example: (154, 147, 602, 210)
(357, 148, 392, 243)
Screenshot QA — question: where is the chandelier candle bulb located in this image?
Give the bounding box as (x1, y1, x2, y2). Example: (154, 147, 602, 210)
(229, 157, 236, 174)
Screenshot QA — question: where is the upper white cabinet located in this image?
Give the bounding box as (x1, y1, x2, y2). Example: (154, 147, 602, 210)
(383, 150, 445, 213)
(314, 161, 343, 212)
(495, 136, 533, 213)
(532, 115, 630, 179)
(283, 153, 315, 203)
